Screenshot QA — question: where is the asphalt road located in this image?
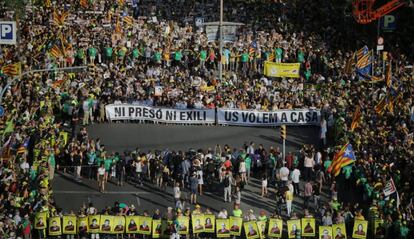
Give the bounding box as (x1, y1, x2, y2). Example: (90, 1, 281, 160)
(53, 124, 324, 217)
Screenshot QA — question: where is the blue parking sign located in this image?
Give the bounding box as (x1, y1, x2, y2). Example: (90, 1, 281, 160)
(0, 21, 17, 45)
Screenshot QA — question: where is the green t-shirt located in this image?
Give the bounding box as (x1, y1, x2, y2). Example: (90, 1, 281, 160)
(105, 47, 113, 57)
(244, 157, 251, 170)
(200, 50, 207, 60)
(48, 154, 56, 167)
(174, 51, 182, 61)
(232, 209, 243, 217)
(77, 49, 85, 59)
(104, 158, 112, 171)
(132, 48, 140, 58)
(88, 47, 97, 57)
(154, 52, 161, 62)
(275, 48, 283, 59)
(298, 50, 305, 63)
(241, 53, 249, 63)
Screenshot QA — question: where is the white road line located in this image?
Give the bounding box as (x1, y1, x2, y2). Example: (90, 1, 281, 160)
(54, 191, 152, 195)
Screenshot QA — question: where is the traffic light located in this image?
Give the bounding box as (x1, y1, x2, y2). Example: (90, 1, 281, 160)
(280, 125, 286, 140)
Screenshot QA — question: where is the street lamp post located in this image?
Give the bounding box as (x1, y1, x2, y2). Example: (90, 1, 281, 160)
(219, 0, 223, 82)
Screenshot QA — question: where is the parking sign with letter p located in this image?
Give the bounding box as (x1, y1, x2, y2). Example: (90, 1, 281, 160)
(0, 21, 17, 45)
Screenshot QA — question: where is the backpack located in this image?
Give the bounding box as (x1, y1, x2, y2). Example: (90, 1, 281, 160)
(223, 176, 230, 187)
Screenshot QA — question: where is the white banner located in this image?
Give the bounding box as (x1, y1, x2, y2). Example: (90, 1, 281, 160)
(383, 178, 396, 197)
(217, 109, 321, 126)
(105, 104, 215, 124)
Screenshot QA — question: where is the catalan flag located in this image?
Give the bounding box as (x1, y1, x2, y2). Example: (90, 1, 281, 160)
(118, 0, 125, 6)
(50, 45, 63, 58)
(1, 63, 21, 77)
(268, 52, 275, 62)
(80, 0, 88, 8)
(356, 50, 372, 69)
(375, 96, 387, 115)
(328, 143, 356, 177)
(350, 106, 361, 132)
(355, 46, 374, 81)
(356, 45, 369, 60)
(114, 18, 122, 34)
(53, 11, 69, 26)
(123, 16, 134, 26)
(386, 62, 392, 87)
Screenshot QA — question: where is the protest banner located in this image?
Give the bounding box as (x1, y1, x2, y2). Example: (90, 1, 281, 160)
(192, 214, 205, 234)
(100, 215, 114, 233)
(374, 219, 386, 238)
(287, 219, 301, 239)
(137, 216, 152, 235)
(113, 216, 125, 233)
(268, 218, 283, 238)
(88, 215, 100, 233)
(319, 226, 332, 239)
(152, 219, 161, 238)
(125, 216, 139, 233)
(77, 216, 88, 234)
(264, 62, 301, 78)
(244, 221, 260, 239)
(352, 220, 368, 239)
(62, 215, 77, 234)
(177, 216, 189, 235)
(216, 219, 230, 238)
(48, 217, 62, 236)
(204, 214, 215, 233)
(332, 223, 347, 239)
(34, 212, 47, 230)
(301, 217, 316, 237)
(105, 104, 215, 124)
(217, 109, 320, 126)
(229, 216, 243, 236)
(256, 220, 266, 239)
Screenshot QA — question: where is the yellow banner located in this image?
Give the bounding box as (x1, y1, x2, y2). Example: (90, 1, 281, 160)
(34, 212, 47, 230)
(287, 219, 301, 239)
(62, 216, 77, 234)
(268, 218, 283, 238)
(77, 216, 88, 234)
(216, 219, 230, 238)
(125, 216, 139, 233)
(352, 220, 368, 239)
(264, 62, 300, 78)
(152, 219, 161, 238)
(137, 216, 152, 235)
(177, 216, 189, 235)
(204, 214, 215, 233)
(88, 215, 100, 233)
(301, 217, 316, 237)
(229, 216, 243, 236)
(243, 221, 260, 239)
(332, 223, 347, 239)
(112, 216, 125, 234)
(319, 226, 332, 239)
(48, 217, 62, 236)
(192, 214, 205, 234)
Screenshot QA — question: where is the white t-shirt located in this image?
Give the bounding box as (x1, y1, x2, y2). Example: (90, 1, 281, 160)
(280, 166, 289, 181)
(98, 167, 105, 175)
(173, 186, 181, 199)
(291, 169, 301, 183)
(20, 162, 30, 172)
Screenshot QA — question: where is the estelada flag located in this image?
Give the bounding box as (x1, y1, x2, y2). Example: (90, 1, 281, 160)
(328, 144, 356, 177)
(1, 62, 21, 77)
(350, 106, 361, 132)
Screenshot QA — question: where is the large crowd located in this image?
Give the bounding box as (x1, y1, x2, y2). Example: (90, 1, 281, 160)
(0, 0, 413, 238)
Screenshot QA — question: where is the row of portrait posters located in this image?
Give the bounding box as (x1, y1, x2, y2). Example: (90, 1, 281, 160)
(34, 213, 370, 239)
